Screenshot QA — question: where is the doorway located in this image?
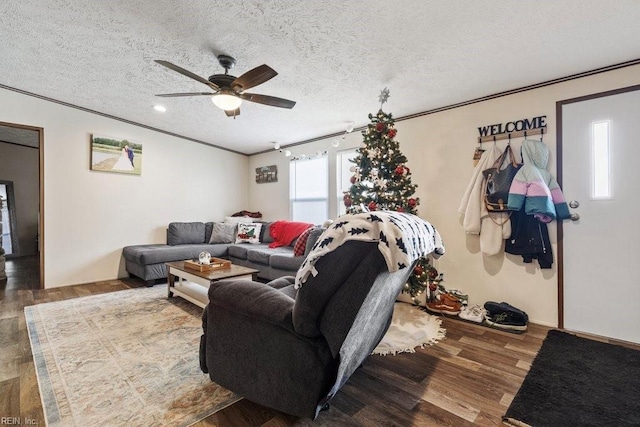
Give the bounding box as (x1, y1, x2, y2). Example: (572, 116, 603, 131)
(558, 84, 640, 344)
(0, 181, 20, 256)
(0, 121, 44, 290)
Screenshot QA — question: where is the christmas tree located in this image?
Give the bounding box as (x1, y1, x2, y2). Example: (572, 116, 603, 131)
(343, 88, 436, 302)
(343, 89, 419, 215)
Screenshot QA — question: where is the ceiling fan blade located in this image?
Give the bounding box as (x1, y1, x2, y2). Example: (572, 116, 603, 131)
(155, 60, 220, 91)
(240, 93, 296, 109)
(231, 64, 277, 91)
(156, 92, 214, 97)
(224, 108, 240, 118)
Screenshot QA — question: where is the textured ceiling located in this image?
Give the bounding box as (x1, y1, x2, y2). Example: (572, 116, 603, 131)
(1, 1, 639, 155)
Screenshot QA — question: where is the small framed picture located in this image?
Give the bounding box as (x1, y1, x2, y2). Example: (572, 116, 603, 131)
(90, 134, 142, 175)
(255, 165, 277, 183)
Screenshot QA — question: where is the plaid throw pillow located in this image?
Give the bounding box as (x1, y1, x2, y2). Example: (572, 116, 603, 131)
(293, 227, 313, 256)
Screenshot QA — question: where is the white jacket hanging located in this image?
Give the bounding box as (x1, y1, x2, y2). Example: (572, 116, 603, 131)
(458, 146, 511, 256)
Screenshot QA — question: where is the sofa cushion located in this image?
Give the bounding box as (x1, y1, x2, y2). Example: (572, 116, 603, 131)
(224, 216, 254, 225)
(247, 245, 294, 266)
(123, 243, 228, 265)
(167, 222, 206, 245)
(228, 243, 271, 260)
(259, 222, 275, 244)
(247, 248, 271, 265)
(209, 222, 236, 244)
(269, 253, 304, 271)
(304, 227, 324, 257)
(205, 222, 214, 243)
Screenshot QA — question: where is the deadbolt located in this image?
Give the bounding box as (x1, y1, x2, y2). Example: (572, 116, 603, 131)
(569, 200, 580, 209)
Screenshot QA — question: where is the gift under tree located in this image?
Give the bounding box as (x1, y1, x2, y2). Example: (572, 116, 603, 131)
(343, 88, 434, 302)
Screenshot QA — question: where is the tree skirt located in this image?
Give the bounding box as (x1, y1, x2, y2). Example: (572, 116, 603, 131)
(25, 286, 241, 427)
(373, 302, 446, 355)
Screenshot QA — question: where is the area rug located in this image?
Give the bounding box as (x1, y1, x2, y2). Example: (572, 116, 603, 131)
(25, 286, 241, 427)
(372, 302, 446, 355)
(503, 329, 640, 426)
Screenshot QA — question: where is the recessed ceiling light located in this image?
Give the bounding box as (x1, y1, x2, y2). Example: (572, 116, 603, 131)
(153, 105, 167, 112)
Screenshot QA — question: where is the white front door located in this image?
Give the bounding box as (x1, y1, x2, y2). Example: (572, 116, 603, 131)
(560, 86, 640, 344)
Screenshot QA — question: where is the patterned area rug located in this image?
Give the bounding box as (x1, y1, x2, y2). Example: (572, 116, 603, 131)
(25, 286, 241, 427)
(373, 302, 446, 355)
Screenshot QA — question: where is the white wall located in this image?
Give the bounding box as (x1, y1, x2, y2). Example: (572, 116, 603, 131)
(0, 88, 249, 288)
(248, 64, 640, 327)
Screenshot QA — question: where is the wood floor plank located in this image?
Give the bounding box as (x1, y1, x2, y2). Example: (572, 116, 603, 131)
(0, 377, 20, 418)
(19, 360, 44, 423)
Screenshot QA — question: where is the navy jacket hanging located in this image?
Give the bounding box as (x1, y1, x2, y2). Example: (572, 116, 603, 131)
(505, 208, 553, 269)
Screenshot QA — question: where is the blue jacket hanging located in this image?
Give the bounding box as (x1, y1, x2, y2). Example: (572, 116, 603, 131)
(507, 139, 570, 223)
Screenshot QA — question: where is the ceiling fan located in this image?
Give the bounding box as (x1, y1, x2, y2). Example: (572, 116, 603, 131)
(154, 55, 296, 117)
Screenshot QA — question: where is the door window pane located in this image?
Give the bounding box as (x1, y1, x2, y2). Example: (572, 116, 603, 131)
(592, 120, 611, 199)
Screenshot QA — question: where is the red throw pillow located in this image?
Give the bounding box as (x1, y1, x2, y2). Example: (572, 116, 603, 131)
(293, 227, 313, 256)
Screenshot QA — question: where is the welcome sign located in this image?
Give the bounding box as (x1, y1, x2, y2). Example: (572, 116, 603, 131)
(478, 115, 546, 137)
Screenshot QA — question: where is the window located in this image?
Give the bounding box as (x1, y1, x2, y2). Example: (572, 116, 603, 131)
(290, 155, 328, 224)
(592, 120, 611, 199)
(336, 149, 358, 216)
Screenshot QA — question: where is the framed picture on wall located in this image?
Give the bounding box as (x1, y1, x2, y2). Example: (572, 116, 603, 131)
(90, 134, 142, 175)
(255, 165, 277, 183)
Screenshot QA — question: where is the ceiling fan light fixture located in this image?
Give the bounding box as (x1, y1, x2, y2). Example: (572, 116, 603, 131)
(211, 92, 242, 111)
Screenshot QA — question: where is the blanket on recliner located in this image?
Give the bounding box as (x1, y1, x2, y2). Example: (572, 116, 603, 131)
(295, 211, 445, 288)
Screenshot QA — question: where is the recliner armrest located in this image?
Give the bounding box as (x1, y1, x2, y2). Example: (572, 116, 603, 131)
(207, 279, 295, 331)
(266, 276, 296, 289)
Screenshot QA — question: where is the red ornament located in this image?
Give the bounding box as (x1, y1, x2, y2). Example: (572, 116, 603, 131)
(414, 265, 424, 275)
(375, 122, 385, 132)
(343, 195, 352, 207)
(427, 267, 439, 280)
(396, 206, 405, 213)
(395, 165, 404, 175)
(388, 128, 397, 138)
(408, 198, 417, 207)
(368, 201, 378, 211)
(350, 175, 357, 184)
(429, 283, 437, 292)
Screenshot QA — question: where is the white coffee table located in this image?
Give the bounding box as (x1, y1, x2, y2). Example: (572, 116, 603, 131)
(166, 260, 259, 308)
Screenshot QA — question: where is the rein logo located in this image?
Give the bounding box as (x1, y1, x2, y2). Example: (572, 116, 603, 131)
(1, 418, 38, 425)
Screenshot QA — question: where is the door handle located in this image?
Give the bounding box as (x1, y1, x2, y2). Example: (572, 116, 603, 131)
(570, 213, 580, 221)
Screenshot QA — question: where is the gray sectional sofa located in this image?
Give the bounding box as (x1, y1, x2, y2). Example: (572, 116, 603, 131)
(122, 221, 323, 285)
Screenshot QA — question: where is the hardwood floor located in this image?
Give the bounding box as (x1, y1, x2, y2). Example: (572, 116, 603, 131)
(1, 255, 41, 291)
(0, 278, 555, 426)
(11, 281, 637, 426)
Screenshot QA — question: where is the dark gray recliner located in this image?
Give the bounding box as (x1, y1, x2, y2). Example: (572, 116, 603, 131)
(199, 240, 416, 419)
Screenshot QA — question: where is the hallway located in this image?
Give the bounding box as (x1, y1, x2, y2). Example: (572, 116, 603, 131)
(1, 255, 40, 291)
